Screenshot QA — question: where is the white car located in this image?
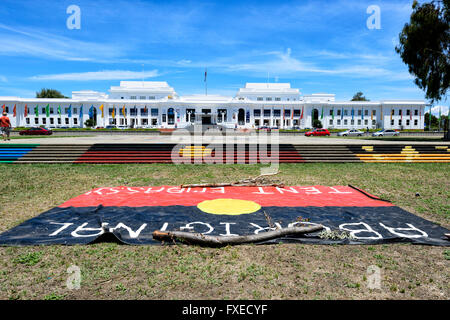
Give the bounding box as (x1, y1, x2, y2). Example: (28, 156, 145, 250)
(372, 129, 399, 137)
(337, 129, 364, 137)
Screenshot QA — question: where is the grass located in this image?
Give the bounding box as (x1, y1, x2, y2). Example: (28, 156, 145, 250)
(0, 163, 448, 300)
(9, 135, 95, 140)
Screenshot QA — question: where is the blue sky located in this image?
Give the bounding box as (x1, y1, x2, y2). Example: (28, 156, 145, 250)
(0, 0, 448, 114)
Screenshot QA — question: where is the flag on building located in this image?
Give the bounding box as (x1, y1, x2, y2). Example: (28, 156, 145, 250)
(291, 107, 294, 120)
(35, 105, 39, 117)
(24, 104, 28, 117)
(351, 108, 354, 120)
(361, 108, 364, 119)
(122, 105, 126, 117)
(1, 104, 5, 113)
(341, 107, 344, 120)
(112, 106, 115, 118)
(57, 105, 61, 116)
(371, 110, 374, 121)
(99, 104, 104, 118)
(331, 108, 334, 120)
(68, 105, 72, 117)
(204, 68, 207, 82)
(390, 109, 394, 121)
(300, 106, 304, 119)
(89, 105, 94, 118)
(45, 104, 50, 117)
(13, 104, 16, 117)
(79, 105, 83, 119)
(320, 107, 324, 119)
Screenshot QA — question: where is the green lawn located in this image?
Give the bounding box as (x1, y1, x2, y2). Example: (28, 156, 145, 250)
(0, 163, 448, 300)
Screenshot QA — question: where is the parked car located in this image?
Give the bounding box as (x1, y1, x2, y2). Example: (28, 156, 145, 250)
(337, 129, 364, 137)
(105, 125, 117, 129)
(305, 128, 330, 136)
(19, 127, 53, 135)
(372, 129, 399, 137)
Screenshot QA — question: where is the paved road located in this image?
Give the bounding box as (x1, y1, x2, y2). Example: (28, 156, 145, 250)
(4, 134, 450, 145)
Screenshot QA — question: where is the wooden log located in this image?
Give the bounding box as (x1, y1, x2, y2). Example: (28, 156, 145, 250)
(152, 225, 323, 246)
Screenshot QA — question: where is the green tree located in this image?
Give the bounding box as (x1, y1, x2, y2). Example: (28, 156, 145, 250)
(351, 92, 369, 101)
(36, 88, 68, 98)
(313, 119, 323, 128)
(395, 0, 449, 102)
(84, 119, 94, 127)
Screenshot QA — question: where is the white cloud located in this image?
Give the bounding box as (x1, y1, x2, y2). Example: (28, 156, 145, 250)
(431, 106, 449, 117)
(0, 75, 7, 82)
(29, 70, 160, 81)
(0, 24, 125, 62)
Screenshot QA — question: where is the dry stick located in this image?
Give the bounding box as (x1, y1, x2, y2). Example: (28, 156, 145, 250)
(180, 171, 283, 188)
(152, 225, 323, 246)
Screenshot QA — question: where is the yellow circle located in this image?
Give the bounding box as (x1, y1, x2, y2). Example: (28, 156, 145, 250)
(197, 198, 261, 215)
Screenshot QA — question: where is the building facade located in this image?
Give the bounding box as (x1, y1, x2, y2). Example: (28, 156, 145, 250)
(1, 81, 426, 130)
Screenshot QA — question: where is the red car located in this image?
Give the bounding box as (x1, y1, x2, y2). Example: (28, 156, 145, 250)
(305, 128, 330, 136)
(19, 127, 53, 135)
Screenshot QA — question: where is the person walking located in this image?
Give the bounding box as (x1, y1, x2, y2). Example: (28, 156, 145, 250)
(0, 112, 11, 141)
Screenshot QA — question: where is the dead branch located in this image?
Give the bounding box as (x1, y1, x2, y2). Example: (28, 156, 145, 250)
(152, 225, 323, 246)
(180, 171, 284, 188)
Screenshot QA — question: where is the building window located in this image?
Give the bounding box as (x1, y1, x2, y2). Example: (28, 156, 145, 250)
(406, 110, 410, 116)
(266, 97, 272, 101)
(130, 108, 138, 116)
(344, 110, 348, 116)
(253, 109, 261, 117)
(50, 108, 54, 114)
(65, 118, 69, 125)
(73, 108, 77, 114)
(398, 119, 402, 125)
(391, 119, 394, 126)
(151, 108, 159, 117)
(149, 96, 155, 100)
(344, 119, 348, 125)
(373, 110, 376, 116)
(57, 118, 61, 125)
(414, 119, 418, 126)
(42, 118, 47, 124)
(263, 109, 271, 117)
(257, 97, 263, 101)
(351, 120, 354, 125)
(358, 110, 362, 116)
(141, 108, 148, 116)
(398, 110, 402, 115)
(108, 108, 113, 116)
(329, 109, 333, 116)
(284, 109, 291, 117)
(218, 109, 227, 123)
(275, 97, 281, 101)
(41, 107, 46, 113)
(294, 109, 301, 117)
(151, 119, 158, 126)
(73, 118, 78, 125)
(141, 119, 148, 125)
(35, 118, 39, 124)
(130, 96, 137, 100)
(372, 120, 376, 125)
(140, 96, 146, 100)
(26, 118, 30, 125)
(337, 109, 341, 116)
(406, 119, 410, 126)
(357, 119, 361, 125)
(273, 109, 281, 117)
(364, 119, 368, 125)
(121, 97, 124, 99)
(329, 119, 333, 125)
(414, 109, 418, 116)
(162, 114, 167, 122)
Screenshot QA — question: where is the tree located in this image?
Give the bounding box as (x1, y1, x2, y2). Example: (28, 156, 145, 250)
(84, 119, 94, 127)
(313, 119, 323, 128)
(36, 88, 68, 98)
(395, 0, 449, 102)
(351, 92, 369, 101)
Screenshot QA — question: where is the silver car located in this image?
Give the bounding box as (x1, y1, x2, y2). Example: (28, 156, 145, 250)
(372, 129, 399, 137)
(337, 129, 364, 137)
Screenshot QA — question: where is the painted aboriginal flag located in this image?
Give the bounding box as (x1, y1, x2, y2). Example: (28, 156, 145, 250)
(0, 186, 448, 246)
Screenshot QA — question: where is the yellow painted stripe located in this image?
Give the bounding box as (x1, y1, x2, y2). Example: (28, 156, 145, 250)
(435, 146, 448, 150)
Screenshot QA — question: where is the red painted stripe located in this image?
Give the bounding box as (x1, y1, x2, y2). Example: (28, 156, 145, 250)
(59, 185, 393, 208)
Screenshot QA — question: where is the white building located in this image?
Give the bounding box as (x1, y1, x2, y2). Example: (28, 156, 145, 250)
(0, 81, 426, 130)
